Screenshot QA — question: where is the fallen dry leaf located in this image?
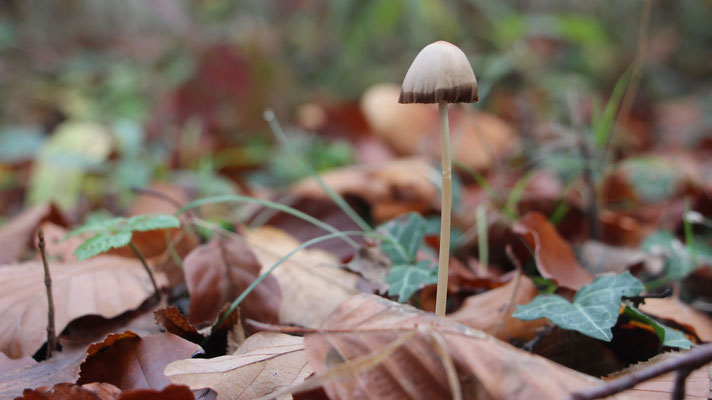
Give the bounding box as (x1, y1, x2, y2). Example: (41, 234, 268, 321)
(611, 352, 711, 399)
(0, 348, 86, 399)
(0, 256, 167, 358)
(579, 240, 664, 275)
(291, 157, 438, 223)
(449, 274, 548, 342)
(513, 212, 593, 290)
(78, 331, 202, 391)
(0, 203, 67, 264)
(165, 332, 312, 400)
(154, 307, 204, 344)
(183, 236, 281, 326)
(244, 227, 360, 328)
(304, 294, 610, 400)
(638, 298, 712, 342)
(16, 382, 196, 400)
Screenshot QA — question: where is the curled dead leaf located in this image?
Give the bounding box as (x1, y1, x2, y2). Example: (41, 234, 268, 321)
(78, 331, 203, 391)
(513, 212, 593, 290)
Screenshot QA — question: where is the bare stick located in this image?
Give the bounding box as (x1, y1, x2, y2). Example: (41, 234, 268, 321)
(38, 229, 57, 358)
(435, 101, 452, 316)
(129, 241, 161, 301)
(568, 343, 712, 400)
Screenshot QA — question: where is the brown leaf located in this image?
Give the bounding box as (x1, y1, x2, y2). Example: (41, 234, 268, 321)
(0, 351, 36, 370)
(579, 240, 664, 275)
(449, 274, 548, 342)
(165, 332, 312, 400)
(244, 227, 360, 328)
(17, 382, 120, 400)
(38, 222, 83, 263)
(291, 158, 438, 223)
(612, 352, 711, 399)
(183, 236, 281, 326)
(78, 331, 202, 391)
(117, 384, 195, 400)
(304, 294, 608, 400)
(0, 203, 67, 264)
(638, 298, 712, 342)
(0, 256, 167, 358)
(0, 348, 86, 399)
(513, 212, 593, 290)
(154, 307, 204, 343)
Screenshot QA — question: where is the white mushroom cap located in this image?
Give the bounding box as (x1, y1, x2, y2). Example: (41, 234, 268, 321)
(399, 41, 478, 104)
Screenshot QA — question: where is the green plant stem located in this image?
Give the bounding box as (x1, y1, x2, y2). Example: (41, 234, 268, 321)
(435, 102, 452, 316)
(38, 229, 56, 359)
(178, 195, 359, 248)
(128, 241, 160, 300)
(264, 109, 372, 233)
(208, 230, 377, 339)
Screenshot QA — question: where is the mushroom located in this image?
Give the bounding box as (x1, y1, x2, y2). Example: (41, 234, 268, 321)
(399, 40, 478, 316)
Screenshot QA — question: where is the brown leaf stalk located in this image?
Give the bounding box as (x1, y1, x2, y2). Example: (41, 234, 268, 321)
(128, 241, 161, 301)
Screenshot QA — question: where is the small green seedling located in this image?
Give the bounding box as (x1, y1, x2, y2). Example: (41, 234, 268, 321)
(67, 213, 180, 299)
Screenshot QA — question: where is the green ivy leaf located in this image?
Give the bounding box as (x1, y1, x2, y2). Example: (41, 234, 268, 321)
(386, 260, 437, 302)
(378, 212, 427, 265)
(622, 306, 692, 349)
(513, 271, 644, 341)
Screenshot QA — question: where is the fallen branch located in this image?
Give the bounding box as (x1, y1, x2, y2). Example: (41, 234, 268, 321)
(568, 343, 712, 400)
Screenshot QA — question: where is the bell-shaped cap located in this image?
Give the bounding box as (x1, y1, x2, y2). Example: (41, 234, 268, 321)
(399, 41, 478, 104)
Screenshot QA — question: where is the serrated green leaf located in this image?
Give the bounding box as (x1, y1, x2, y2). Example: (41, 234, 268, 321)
(513, 271, 644, 341)
(65, 217, 125, 238)
(386, 260, 437, 302)
(74, 231, 132, 261)
(126, 214, 180, 232)
(378, 213, 427, 265)
(622, 306, 692, 349)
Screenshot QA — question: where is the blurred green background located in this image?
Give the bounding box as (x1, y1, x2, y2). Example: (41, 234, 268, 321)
(1, 0, 711, 216)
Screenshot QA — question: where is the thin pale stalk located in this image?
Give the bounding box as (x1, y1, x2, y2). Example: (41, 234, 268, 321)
(435, 102, 452, 316)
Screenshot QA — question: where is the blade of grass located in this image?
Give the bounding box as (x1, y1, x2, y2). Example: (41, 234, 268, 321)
(264, 109, 372, 233)
(178, 195, 359, 248)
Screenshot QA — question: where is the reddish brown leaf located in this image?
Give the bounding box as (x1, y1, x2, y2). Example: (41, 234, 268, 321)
(17, 382, 119, 400)
(449, 274, 548, 342)
(305, 294, 605, 400)
(0, 203, 67, 264)
(154, 307, 204, 343)
(78, 331, 202, 391)
(513, 212, 593, 290)
(612, 352, 711, 399)
(117, 385, 195, 400)
(183, 236, 281, 326)
(0, 257, 167, 358)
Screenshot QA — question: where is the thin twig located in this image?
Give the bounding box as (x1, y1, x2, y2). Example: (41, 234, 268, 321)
(578, 137, 600, 240)
(568, 343, 712, 400)
(494, 245, 524, 338)
(38, 229, 57, 358)
(128, 241, 161, 301)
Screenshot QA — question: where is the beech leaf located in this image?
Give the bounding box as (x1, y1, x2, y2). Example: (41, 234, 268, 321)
(513, 271, 644, 341)
(164, 332, 312, 400)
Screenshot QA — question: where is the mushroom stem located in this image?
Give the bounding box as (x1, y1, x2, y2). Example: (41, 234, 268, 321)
(435, 101, 452, 316)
